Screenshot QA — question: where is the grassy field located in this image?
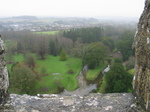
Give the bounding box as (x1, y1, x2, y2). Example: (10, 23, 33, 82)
(6, 54, 82, 94)
(128, 68, 134, 75)
(98, 76, 107, 93)
(35, 55, 82, 93)
(6, 53, 108, 94)
(86, 63, 106, 81)
(35, 31, 59, 35)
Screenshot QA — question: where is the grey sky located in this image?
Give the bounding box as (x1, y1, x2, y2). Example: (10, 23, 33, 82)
(0, 0, 145, 18)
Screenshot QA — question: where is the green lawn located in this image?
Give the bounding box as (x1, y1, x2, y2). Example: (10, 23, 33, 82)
(34, 31, 59, 35)
(98, 75, 107, 93)
(86, 63, 106, 81)
(35, 55, 82, 93)
(6, 53, 24, 72)
(128, 68, 134, 75)
(6, 54, 82, 94)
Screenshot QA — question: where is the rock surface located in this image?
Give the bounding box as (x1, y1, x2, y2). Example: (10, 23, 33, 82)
(1, 93, 143, 112)
(0, 35, 9, 105)
(133, 0, 150, 111)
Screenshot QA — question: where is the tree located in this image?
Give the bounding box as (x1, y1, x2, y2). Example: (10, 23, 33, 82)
(101, 37, 115, 51)
(63, 27, 104, 43)
(35, 36, 48, 59)
(116, 30, 135, 61)
(105, 61, 133, 93)
(17, 41, 24, 53)
(5, 41, 17, 63)
(10, 66, 37, 95)
(49, 40, 57, 56)
(60, 48, 67, 61)
(82, 42, 109, 69)
(24, 54, 36, 69)
(125, 57, 135, 70)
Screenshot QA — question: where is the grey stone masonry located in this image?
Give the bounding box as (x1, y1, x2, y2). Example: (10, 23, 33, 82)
(1, 93, 144, 112)
(0, 34, 9, 105)
(133, 0, 150, 111)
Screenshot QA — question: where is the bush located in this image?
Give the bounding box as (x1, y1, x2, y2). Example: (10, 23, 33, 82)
(10, 66, 37, 95)
(125, 57, 135, 70)
(60, 48, 67, 61)
(68, 69, 74, 74)
(24, 54, 36, 69)
(105, 62, 133, 93)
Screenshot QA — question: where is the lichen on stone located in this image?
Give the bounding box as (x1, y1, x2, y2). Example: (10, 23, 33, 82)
(133, 0, 150, 111)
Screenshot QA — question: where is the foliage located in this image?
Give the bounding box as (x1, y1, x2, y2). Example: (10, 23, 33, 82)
(10, 65, 37, 95)
(98, 76, 107, 93)
(36, 36, 48, 59)
(11, 62, 19, 72)
(17, 41, 24, 53)
(101, 37, 115, 51)
(40, 67, 47, 76)
(86, 63, 106, 80)
(82, 42, 109, 69)
(49, 40, 57, 56)
(63, 27, 104, 43)
(60, 48, 67, 61)
(114, 58, 123, 63)
(24, 54, 36, 69)
(125, 57, 135, 71)
(116, 30, 135, 61)
(68, 69, 74, 74)
(71, 43, 84, 58)
(105, 62, 133, 93)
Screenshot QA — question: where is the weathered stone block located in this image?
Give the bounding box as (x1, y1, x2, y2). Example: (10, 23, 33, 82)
(0, 35, 9, 105)
(133, 0, 150, 111)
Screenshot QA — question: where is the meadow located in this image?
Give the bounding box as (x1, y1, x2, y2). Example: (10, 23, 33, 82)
(86, 63, 106, 81)
(6, 53, 82, 94)
(34, 31, 59, 35)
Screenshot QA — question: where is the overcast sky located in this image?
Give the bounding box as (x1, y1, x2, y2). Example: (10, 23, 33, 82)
(0, 0, 145, 18)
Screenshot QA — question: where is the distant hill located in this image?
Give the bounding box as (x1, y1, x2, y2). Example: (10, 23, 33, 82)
(12, 16, 38, 20)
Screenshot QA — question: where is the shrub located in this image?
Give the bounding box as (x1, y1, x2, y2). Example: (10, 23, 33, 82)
(68, 69, 74, 74)
(60, 48, 67, 61)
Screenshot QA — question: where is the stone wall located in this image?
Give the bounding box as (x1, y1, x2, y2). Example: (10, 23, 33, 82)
(133, 0, 150, 111)
(2, 93, 140, 112)
(0, 35, 9, 105)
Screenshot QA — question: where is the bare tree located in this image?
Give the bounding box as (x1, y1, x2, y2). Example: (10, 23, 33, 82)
(35, 35, 48, 59)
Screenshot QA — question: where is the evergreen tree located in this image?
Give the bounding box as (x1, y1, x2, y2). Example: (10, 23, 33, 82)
(116, 30, 135, 61)
(49, 40, 57, 56)
(101, 37, 115, 51)
(60, 48, 67, 61)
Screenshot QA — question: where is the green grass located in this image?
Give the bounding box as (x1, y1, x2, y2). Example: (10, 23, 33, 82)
(35, 55, 82, 93)
(128, 68, 134, 75)
(86, 63, 106, 81)
(6, 53, 24, 72)
(6, 53, 82, 94)
(98, 76, 107, 93)
(34, 31, 59, 35)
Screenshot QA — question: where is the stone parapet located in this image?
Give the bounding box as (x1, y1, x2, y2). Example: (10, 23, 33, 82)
(2, 93, 143, 112)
